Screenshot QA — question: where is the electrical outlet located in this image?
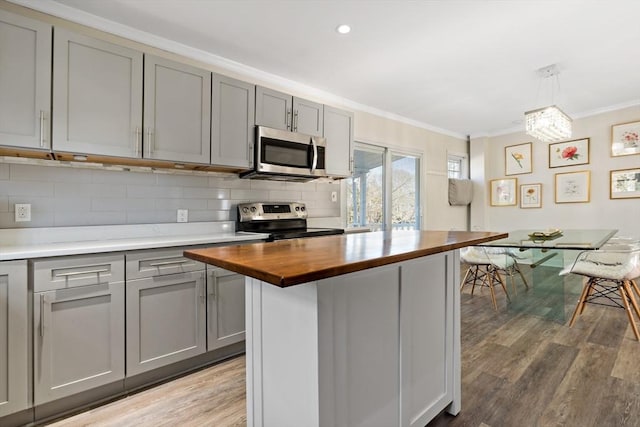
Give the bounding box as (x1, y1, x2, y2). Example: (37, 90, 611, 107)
(15, 203, 31, 222)
(177, 209, 188, 223)
(331, 191, 338, 202)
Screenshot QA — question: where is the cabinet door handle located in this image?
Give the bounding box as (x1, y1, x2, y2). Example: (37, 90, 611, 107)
(286, 109, 292, 130)
(148, 260, 190, 267)
(134, 127, 141, 157)
(207, 271, 216, 299)
(39, 111, 47, 148)
(293, 110, 299, 132)
(39, 294, 46, 337)
(146, 128, 154, 156)
(55, 268, 109, 278)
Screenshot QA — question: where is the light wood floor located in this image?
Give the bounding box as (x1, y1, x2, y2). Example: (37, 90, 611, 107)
(45, 268, 640, 427)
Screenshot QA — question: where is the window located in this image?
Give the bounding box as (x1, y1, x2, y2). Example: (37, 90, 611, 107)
(447, 155, 464, 179)
(346, 143, 421, 231)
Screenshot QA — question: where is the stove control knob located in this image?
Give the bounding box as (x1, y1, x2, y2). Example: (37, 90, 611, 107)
(295, 206, 300, 211)
(242, 207, 249, 213)
(250, 206, 257, 212)
(300, 206, 306, 211)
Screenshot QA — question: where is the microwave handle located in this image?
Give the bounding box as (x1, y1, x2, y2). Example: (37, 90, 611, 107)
(311, 137, 318, 172)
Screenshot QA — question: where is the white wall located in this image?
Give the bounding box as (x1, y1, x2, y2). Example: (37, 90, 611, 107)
(472, 105, 640, 236)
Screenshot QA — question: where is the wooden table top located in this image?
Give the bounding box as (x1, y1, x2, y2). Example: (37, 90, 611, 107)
(184, 230, 507, 287)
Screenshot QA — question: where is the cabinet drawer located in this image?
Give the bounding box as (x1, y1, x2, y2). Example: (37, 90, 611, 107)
(126, 247, 204, 280)
(32, 253, 124, 292)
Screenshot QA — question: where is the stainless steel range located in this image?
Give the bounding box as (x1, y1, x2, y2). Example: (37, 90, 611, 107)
(236, 202, 344, 241)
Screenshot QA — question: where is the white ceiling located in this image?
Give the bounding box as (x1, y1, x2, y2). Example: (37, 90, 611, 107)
(15, 0, 640, 138)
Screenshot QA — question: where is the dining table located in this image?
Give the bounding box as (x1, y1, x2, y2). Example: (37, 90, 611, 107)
(477, 229, 618, 322)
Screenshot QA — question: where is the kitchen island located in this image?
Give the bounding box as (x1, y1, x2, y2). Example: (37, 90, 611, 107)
(185, 230, 507, 427)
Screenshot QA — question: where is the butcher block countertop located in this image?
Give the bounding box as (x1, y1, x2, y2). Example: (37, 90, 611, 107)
(184, 230, 508, 287)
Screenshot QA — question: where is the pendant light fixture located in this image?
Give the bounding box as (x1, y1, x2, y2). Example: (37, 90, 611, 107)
(525, 64, 572, 142)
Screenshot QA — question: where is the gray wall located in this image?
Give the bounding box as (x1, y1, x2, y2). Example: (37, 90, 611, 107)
(0, 162, 341, 228)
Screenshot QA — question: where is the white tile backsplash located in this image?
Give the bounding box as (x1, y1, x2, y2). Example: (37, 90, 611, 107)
(0, 180, 54, 197)
(0, 164, 10, 180)
(54, 182, 126, 198)
(0, 162, 340, 228)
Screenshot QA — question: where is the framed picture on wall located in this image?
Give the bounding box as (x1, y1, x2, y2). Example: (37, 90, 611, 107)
(490, 178, 517, 206)
(610, 168, 640, 199)
(505, 142, 532, 175)
(549, 138, 590, 168)
(611, 120, 640, 157)
(555, 170, 590, 203)
(520, 183, 542, 208)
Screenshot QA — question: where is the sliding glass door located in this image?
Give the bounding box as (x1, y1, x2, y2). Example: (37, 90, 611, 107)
(346, 143, 421, 231)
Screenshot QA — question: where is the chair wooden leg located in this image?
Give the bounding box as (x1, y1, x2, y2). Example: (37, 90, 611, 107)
(618, 283, 640, 341)
(460, 267, 472, 292)
(471, 265, 488, 296)
(493, 270, 510, 302)
(470, 266, 479, 295)
(515, 263, 529, 290)
(569, 280, 592, 327)
(624, 281, 640, 320)
(630, 279, 640, 299)
(486, 270, 498, 311)
(506, 268, 517, 296)
(579, 279, 597, 315)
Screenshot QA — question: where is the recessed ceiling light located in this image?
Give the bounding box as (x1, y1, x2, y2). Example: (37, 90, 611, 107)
(336, 24, 351, 34)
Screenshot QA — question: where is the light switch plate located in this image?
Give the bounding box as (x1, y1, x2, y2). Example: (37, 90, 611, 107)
(177, 209, 188, 223)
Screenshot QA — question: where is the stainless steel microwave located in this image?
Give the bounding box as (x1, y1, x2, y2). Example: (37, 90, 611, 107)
(240, 126, 327, 182)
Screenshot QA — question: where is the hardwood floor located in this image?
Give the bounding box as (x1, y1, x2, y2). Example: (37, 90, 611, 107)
(43, 356, 246, 427)
(44, 268, 640, 427)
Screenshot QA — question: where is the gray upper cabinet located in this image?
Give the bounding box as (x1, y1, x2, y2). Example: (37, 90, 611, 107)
(292, 97, 323, 137)
(0, 261, 29, 418)
(52, 28, 143, 157)
(0, 10, 51, 150)
(323, 106, 354, 177)
(144, 55, 211, 164)
(211, 74, 255, 168)
(255, 86, 292, 131)
(255, 86, 323, 137)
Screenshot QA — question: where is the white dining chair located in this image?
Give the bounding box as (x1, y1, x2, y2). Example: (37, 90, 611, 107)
(563, 242, 640, 341)
(460, 246, 528, 310)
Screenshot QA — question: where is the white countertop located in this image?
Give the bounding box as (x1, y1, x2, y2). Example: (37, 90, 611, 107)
(0, 222, 268, 261)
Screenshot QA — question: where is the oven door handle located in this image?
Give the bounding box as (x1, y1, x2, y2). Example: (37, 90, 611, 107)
(311, 137, 318, 172)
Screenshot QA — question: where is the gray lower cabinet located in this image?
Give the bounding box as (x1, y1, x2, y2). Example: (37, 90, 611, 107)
(125, 248, 206, 376)
(143, 55, 211, 164)
(32, 254, 125, 405)
(0, 260, 29, 418)
(255, 86, 323, 137)
(0, 10, 51, 150)
(211, 74, 255, 169)
(323, 105, 354, 177)
(206, 267, 245, 351)
(52, 28, 143, 157)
